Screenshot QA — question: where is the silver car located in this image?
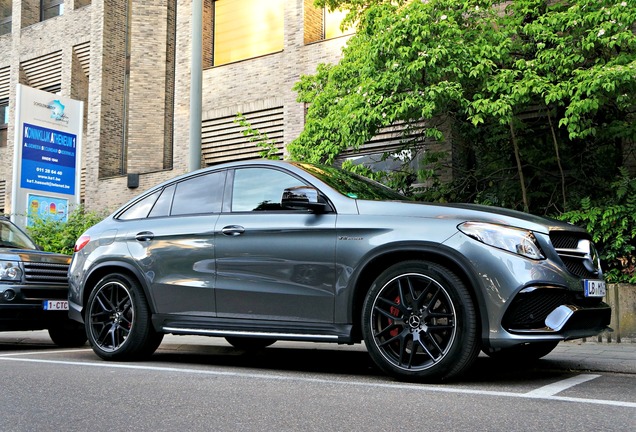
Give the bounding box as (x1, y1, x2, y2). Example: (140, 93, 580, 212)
(68, 160, 610, 382)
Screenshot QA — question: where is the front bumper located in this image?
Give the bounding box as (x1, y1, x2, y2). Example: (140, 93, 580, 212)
(502, 286, 611, 339)
(445, 231, 611, 349)
(0, 284, 69, 331)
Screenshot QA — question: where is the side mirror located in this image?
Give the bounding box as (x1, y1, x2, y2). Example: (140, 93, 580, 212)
(281, 186, 327, 212)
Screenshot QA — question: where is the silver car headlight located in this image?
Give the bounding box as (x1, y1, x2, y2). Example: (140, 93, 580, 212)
(0, 261, 22, 282)
(458, 222, 545, 260)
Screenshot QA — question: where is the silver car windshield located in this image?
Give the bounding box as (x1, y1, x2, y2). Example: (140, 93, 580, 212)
(0, 219, 38, 250)
(293, 162, 407, 201)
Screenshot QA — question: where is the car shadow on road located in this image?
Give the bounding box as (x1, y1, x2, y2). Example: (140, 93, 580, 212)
(151, 342, 568, 384)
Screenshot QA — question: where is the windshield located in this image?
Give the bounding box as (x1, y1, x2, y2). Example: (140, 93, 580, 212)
(0, 219, 37, 250)
(294, 162, 407, 201)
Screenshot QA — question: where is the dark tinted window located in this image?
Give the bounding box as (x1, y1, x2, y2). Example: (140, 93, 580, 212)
(148, 184, 175, 218)
(232, 168, 305, 212)
(171, 171, 225, 215)
(118, 191, 161, 220)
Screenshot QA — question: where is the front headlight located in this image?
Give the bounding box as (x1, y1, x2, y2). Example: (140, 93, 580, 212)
(0, 261, 22, 281)
(458, 222, 545, 260)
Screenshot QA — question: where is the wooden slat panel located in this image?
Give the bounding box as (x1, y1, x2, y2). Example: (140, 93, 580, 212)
(337, 121, 429, 158)
(74, 41, 90, 77)
(0, 180, 5, 214)
(21, 51, 62, 90)
(0, 66, 10, 100)
(201, 107, 284, 165)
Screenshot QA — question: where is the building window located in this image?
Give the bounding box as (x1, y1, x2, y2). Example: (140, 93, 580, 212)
(74, 0, 91, 8)
(213, 0, 284, 66)
(41, 0, 63, 21)
(0, 100, 8, 148)
(304, 3, 354, 44)
(0, 0, 11, 36)
(324, 8, 352, 39)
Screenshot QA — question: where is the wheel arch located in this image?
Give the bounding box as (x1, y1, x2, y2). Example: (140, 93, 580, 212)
(81, 260, 154, 317)
(346, 243, 488, 344)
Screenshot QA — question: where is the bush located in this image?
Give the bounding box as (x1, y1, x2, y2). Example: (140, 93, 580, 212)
(27, 206, 106, 256)
(558, 169, 636, 283)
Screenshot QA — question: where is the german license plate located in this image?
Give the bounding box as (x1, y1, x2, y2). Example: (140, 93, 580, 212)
(584, 280, 606, 298)
(43, 300, 69, 311)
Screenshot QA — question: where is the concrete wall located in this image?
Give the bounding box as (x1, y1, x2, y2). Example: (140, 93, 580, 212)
(598, 284, 636, 343)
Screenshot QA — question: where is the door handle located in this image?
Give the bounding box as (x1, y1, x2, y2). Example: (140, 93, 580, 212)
(135, 231, 154, 242)
(221, 225, 245, 236)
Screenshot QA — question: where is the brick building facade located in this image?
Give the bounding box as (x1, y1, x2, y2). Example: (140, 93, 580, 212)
(0, 0, 351, 215)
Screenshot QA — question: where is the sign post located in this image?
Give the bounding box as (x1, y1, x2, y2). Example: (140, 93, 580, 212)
(11, 85, 83, 228)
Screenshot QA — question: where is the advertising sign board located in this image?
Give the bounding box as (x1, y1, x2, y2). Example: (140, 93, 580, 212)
(11, 85, 83, 228)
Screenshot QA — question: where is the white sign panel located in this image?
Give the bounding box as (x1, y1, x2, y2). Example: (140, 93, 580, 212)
(11, 84, 83, 228)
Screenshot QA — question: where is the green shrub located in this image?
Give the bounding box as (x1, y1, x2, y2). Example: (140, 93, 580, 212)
(558, 168, 636, 283)
(27, 206, 106, 256)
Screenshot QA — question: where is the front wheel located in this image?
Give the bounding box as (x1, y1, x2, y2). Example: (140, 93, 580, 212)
(362, 261, 479, 382)
(85, 273, 163, 361)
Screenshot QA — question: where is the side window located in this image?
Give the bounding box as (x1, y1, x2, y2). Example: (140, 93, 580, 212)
(148, 184, 175, 218)
(171, 171, 225, 215)
(232, 168, 305, 212)
(117, 190, 161, 220)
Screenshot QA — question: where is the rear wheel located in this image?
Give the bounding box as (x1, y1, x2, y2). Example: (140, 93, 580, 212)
(362, 261, 479, 382)
(225, 337, 276, 350)
(483, 341, 559, 362)
(85, 273, 163, 360)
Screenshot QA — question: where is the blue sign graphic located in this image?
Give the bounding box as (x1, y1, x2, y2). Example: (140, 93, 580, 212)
(20, 123, 77, 195)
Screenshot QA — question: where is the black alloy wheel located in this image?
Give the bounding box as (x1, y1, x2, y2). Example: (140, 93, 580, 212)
(362, 261, 479, 382)
(85, 273, 163, 360)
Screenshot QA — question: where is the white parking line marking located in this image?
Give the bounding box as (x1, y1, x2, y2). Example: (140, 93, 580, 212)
(525, 374, 600, 397)
(1, 356, 635, 409)
(0, 348, 92, 357)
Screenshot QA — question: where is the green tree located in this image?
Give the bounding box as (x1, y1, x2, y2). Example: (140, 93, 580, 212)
(27, 206, 105, 255)
(291, 0, 636, 214)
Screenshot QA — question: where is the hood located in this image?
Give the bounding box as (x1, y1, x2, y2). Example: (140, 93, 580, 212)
(355, 200, 583, 235)
(0, 248, 71, 264)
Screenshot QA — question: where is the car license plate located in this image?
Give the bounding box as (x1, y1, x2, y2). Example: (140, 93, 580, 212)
(584, 280, 606, 298)
(43, 300, 69, 311)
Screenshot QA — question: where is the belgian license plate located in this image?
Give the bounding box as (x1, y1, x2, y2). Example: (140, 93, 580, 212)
(43, 300, 69, 311)
(584, 280, 606, 298)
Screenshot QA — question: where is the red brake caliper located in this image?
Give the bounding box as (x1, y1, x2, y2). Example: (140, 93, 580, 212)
(389, 296, 400, 337)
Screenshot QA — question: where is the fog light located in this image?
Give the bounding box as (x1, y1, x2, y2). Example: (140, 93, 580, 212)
(3, 289, 16, 301)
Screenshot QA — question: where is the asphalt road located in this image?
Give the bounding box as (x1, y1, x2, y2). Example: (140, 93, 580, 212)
(1, 332, 634, 431)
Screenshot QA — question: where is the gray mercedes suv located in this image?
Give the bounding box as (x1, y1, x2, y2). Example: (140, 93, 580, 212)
(68, 160, 610, 382)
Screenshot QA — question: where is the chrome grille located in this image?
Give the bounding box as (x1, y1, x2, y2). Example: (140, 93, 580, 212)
(23, 262, 69, 285)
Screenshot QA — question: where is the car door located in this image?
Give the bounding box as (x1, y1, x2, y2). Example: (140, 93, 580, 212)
(214, 166, 337, 323)
(123, 170, 225, 317)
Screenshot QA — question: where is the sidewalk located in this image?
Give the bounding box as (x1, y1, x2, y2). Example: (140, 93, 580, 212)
(546, 339, 636, 375)
(1, 330, 634, 375)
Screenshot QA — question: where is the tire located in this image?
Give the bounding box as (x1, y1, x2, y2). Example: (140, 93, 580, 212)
(85, 273, 163, 361)
(483, 341, 559, 362)
(48, 320, 88, 347)
(225, 337, 276, 350)
(362, 261, 479, 382)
